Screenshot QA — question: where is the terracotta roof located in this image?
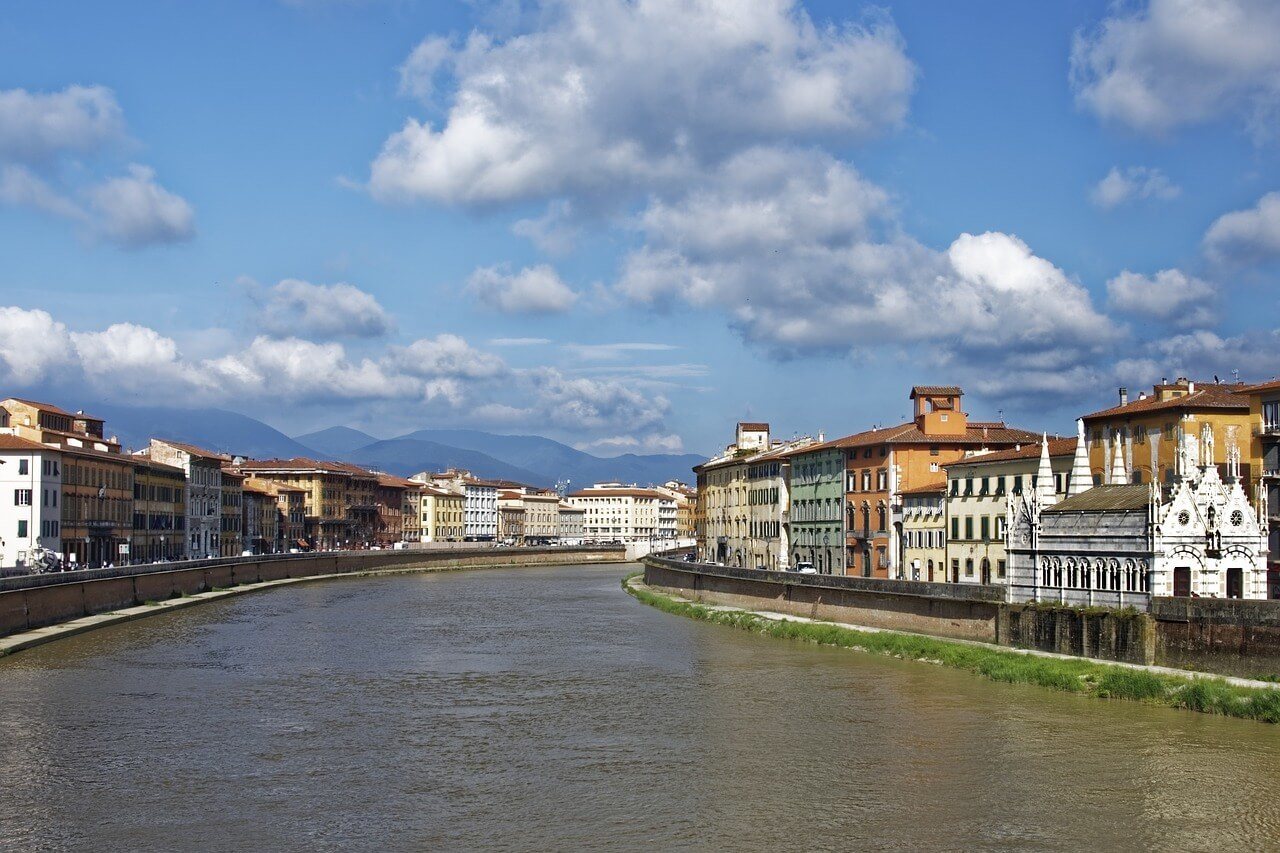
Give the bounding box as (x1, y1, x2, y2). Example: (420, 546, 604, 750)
(737, 422, 769, 431)
(900, 482, 946, 496)
(910, 386, 962, 398)
(220, 467, 245, 481)
(1, 397, 102, 421)
(800, 421, 1040, 454)
(132, 456, 185, 475)
(241, 479, 279, 495)
(1082, 383, 1249, 420)
(376, 473, 420, 489)
(944, 437, 1075, 467)
(567, 488, 670, 499)
(420, 485, 461, 498)
(1044, 485, 1150, 513)
(1240, 378, 1280, 395)
(153, 438, 233, 461)
(239, 457, 366, 476)
(0, 434, 56, 452)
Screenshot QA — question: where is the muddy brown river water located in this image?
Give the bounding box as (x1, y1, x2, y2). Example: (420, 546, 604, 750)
(0, 562, 1277, 851)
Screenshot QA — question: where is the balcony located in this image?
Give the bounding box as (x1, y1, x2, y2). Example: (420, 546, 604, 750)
(1256, 422, 1280, 438)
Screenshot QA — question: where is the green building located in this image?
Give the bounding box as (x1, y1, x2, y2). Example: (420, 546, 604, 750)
(785, 444, 845, 574)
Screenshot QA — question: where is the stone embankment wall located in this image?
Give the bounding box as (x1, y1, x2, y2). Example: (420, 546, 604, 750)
(643, 556, 1280, 677)
(0, 546, 626, 639)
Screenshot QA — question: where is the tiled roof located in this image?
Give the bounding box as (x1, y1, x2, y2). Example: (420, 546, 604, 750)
(801, 421, 1041, 454)
(737, 422, 769, 431)
(944, 437, 1075, 467)
(1082, 383, 1249, 420)
(0, 434, 56, 452)
(1044, 485, 1150, 513)
(153, 438, 233, 461)
(1240, 378, 1280, 395)
(239, 456, 358, 474)
(567, 488, 669, 499)
(132, 456, 185, 475)
(900, 482, 946, 495)
(376, 473, 420, 489)
(2, 397, 102, 420)
(910, 386, 962, 398)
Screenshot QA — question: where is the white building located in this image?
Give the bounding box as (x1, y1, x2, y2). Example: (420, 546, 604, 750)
(557, 501, 584, 545)
(414, 470, 498, 541)
(1007, 423, 1269, 609)
(567, 485, 676, 545)
(0, 434, 62, 570)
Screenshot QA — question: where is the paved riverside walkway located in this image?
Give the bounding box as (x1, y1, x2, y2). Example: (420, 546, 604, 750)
(628, 576, 1280, 691)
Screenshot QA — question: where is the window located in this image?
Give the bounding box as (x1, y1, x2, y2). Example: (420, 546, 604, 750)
(14, 489, 32, 506)
(951, 517, 959, 539)
(964, 517, 973, 540)
(17, 520, 27, 538)
(980, 516, 990, 541)
(964, 558, 973, 576)
(1013, 475, 1023, 494)
(997, 559, 1006, 579)
(929, 445, 939, 456)
(964, 478, 973, 496)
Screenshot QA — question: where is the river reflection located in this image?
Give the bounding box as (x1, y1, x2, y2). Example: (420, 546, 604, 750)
(0, 563, 1277, 851)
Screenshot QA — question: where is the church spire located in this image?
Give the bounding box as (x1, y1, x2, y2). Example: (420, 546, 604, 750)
(1069, 419, 1091, 497)
(1036, 433, 1057, 507)
(1110, 436, 1128, 485)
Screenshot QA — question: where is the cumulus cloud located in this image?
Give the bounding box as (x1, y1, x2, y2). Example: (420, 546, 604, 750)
(512, 199, 579, 254)
(370, 0, 916, 206)
(1071, 0, 1280, 137)
(1106, 268, 1216, 327)
(576, 432, 685, 455)
(84, 164, 195, 247)
(1203, 191, 1280, 262)
(0, 307, 75, 385)
(466, 264, 578, 313)
(0, 164, 88, 221)
(1089, 165, 1180, 209)
(522, 367, 669, 432)
(255, 279, 394, 339)
(389, 333, 507, 379)
(0, 85, 123, 163)
(1149, 327, 1280, 379)
(614, 147, 1118, 393)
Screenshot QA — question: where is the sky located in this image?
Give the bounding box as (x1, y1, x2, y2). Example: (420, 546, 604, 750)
(2, 0, 1279, 458)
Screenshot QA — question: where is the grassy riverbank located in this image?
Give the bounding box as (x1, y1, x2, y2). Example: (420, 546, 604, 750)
(624, 573, 1280, 724)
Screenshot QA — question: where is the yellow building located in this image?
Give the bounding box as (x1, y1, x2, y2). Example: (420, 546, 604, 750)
(237, 458, 356, 549)
(900, 483, 946, 582)
(1241, 378, 1280, 597)
(1081, 378, 1254, 487)
(131, 456, 186, 562)
(421, 486, 464, 542)
(220, 467, 244, 556)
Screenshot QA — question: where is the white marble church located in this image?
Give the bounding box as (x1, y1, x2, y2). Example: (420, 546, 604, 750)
(1006, 421, 1269, 610)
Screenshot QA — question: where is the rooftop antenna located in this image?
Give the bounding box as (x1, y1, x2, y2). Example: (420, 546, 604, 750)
(1232, 369, 1240, 383)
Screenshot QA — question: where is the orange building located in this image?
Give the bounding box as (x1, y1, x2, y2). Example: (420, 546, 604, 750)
(826, 386, 1038, 578)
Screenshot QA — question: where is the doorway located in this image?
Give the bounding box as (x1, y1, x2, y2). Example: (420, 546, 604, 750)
(980, 558, 991, 585)
(1227, 566, 1243, 599)
(1173, 566, 1191, 598)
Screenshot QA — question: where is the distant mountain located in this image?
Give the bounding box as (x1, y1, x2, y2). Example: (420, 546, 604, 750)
(391, 428, 702, 488)
(346, 438, 547, 486)
(293, 426, 380, 459)
(88, 403, 318, 459)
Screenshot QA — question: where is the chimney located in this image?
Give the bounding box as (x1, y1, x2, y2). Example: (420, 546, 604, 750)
(1118, 387, 1128, 407)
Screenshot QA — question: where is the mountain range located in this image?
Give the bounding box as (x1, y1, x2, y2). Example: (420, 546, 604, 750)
(84, 403, 702, 488)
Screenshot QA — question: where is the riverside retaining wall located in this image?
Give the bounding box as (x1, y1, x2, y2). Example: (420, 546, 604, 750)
(643, 556, 1280, 677)
(0, 546, 626, 639)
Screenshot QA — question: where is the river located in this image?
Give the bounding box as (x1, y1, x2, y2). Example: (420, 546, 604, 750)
(1, 562, 1277, 851)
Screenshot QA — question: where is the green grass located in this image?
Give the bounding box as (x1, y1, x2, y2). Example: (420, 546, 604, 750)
(623, 572, 1280, 725)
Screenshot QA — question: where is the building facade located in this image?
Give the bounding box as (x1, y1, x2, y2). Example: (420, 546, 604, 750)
(1243, 379, 1280, 597)
(0, 434, 63, 570)
(131, 455, 186, 563)
(220, 467, 244, 556)
(557, 501, 584, 545)
(943, 435, 1076, 585)
(421, 486, 464, 542)
(521, 491, 561, 544)
(900, 483, 945, 583)
(785, 445, 845, 574)
(148, 439, 226, 560)
(567, 486, 671, 545)
(1008, 425, 1268, 609)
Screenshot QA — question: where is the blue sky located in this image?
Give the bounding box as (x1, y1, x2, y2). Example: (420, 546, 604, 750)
(2, 0, 1279, 457)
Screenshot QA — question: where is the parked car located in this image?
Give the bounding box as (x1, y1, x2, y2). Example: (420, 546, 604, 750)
(789, 561, 817, 574)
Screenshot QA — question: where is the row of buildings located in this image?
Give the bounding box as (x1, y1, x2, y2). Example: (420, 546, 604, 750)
(0, 396, 697, 571)
(695, 379, 1280, 608)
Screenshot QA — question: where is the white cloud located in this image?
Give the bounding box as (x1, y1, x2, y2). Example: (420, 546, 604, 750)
(390, 333, 508, 379)
(370, 0, 916, 206)
(84, 164, 195, 248)
(1203, 191, 1280, 262)
(512, 199, 579, 254)
(562, 342, 678, 360)
(1071, 0, 1280, 137)
(0, 306, 677, 442)
(1106, 268, 1216, 327)
(255, 279, 394, 339)
(0, 307, 75, 385)
(1089, 165, 1180, 209)
(1149, 327, 1280, 379)
(466, 264, 578, 313)
(488, 337, 552, 346)
(576, 432, 685, 455)
(0, 164, 87, 221)
(615, 147, 1119, 392)
(0, 85, 123, 163)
